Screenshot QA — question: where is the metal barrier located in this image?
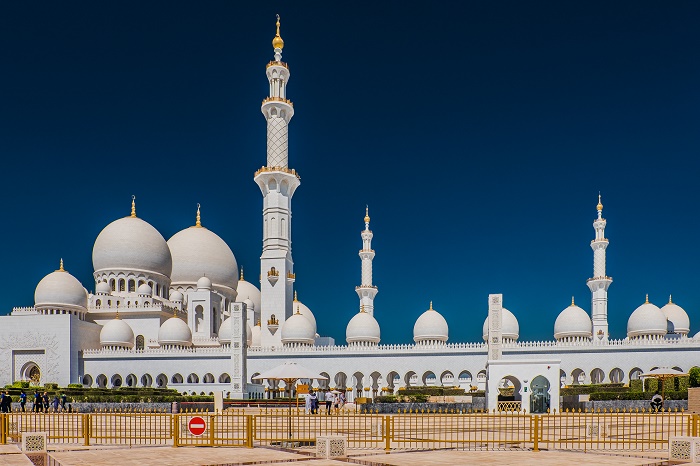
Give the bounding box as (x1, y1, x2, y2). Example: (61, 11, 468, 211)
(1, 408, 697, 452)
(497, 401, 522, 412)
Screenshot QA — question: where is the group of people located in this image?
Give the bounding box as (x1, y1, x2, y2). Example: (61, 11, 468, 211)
(0, 390, 69, 412)
(303, 390, 346, 415)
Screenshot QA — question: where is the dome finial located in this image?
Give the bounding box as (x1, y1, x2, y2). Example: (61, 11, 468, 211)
(58, 258, 65, 272)
(669, 294, 673, 304)
(240, 267, 244, 280)
(597, 193, 603, 212)
(115, 308, 120, 319)
(131, 195, 136, 218)
(195, 203, 202, 227)
(360, 304, 366, 313)
(296, 303, 301, 314)
(294, 290, 298, 302)
(645, 293, 649, 304)
(272, 14, 284, 50)
(571, 296, 575, 306)
(429, 301, 434, 311)
(364, 205, 370, 224)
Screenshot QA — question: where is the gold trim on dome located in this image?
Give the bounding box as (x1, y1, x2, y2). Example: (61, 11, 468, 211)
(669, 294, 673, 304)
(58, 258, 65, 272)
(429, 301, 434, 311)
(272, 14, 284, 50)
(240, 267, 244, 281)
(130, 195, 136, 218)
(645, 294, 649, 304)
(360, 304, 366, 313)
(570, 296, 575, 306)
(195, 203, 202, 228)
(294, 291, 298, 302)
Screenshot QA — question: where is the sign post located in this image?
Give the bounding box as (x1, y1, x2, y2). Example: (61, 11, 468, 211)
(188, 416, 207, 436)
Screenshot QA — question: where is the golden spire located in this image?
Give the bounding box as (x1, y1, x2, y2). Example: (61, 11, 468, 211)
(256, 319, 261, 327)
(645, 294, 649, 304)
(294, 290, 298, 302)
(669, 294, 673, 304)
(115, 308, 120, 319)
(272, 14, 284, 50)
(429, 301, 434, 311)
(58, 258, 65, 272)
(296, 303, 301, 314)
(240, 268, 244, 280)
(597, 193, 603, 212)
(571, 296, 575, 306)
(195, 203, 202, 227)
(364, 205, 370, 224)
(130, 195, 136, 217)
(360, 304, 366, 313)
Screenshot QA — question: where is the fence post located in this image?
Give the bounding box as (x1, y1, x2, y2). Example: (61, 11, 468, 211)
(0, 413, 5, 445)
(384, 415, 391, 453)
(173, 414, 179, 447)
(209, 414, 215, 447)
(694, 414, 699, 438)
(246, 414, 254, 448)
(83, 413, 91, 446)
(532, 415, 539, 452)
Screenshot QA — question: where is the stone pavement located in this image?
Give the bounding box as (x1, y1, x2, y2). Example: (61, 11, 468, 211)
(0, 445, 674, 466)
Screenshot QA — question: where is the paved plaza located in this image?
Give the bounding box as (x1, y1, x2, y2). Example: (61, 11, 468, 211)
(0, 444, 675, 466)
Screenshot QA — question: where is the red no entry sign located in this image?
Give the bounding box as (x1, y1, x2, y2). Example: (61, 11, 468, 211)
(188, 416, 207, 436)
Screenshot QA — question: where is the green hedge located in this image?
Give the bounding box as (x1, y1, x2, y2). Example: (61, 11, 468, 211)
(629, 380, 643, 392)
(561, 384, 625, 395)
(397, 387, 466, 396)
(590, 390, 687, 401)
(689, 367, 700, 388)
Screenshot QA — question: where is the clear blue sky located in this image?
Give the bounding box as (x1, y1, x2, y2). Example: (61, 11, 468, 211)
(1, 2, 699, 343)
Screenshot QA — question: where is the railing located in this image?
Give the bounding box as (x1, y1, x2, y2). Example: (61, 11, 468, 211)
(497, 401, 522, 412)
(1, 409, 698, 452)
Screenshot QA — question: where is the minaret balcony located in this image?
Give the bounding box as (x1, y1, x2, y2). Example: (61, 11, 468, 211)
(587, 276, 613, 282)
(254, 166, 301, 180)
(266, 60, 289, 70)
(262, 96, 293, 106)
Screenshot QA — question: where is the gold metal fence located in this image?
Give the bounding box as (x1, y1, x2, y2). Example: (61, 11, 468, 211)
(0, 409, 697, 452)
(390, 409, 532, 450)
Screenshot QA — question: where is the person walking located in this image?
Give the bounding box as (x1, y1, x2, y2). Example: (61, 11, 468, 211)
(33, 391, 41, 412)
(52, 396, 60, 412)
(0, 391, 5, 413)
(325, 391, 335, 415)
(309, 391, 318, 414)
(19, 390, 26, 412)
(60, 393, 67, 411)
(42, 392, 49, 412)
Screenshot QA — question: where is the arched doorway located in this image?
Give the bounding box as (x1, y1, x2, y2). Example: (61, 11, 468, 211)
(22, 363, 41, 385)
(530, 375, 550, 414)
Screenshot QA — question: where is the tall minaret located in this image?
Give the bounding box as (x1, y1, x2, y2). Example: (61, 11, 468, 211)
(587, 194, 612, 341)
(254, 15, 300, 347)
(355, 207, 378, 315)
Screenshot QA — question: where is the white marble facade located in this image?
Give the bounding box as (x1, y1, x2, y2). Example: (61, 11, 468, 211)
(1, 18, 699, 409)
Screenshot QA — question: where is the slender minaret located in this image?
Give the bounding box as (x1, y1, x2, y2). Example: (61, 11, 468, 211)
(255, 15, 300, 347)
(356, 207, 378, 315)
(587, 194, 612, 341)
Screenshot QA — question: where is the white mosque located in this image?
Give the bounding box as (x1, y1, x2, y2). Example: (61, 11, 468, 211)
(1, 18, 699, 410)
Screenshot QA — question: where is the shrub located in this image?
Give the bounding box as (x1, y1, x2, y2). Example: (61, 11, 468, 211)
(397, 387, 466, 396)
(629, 380, 643, 392)
(374, 396, 398, 403)
(67, 384, 83, 389)
(590, 390, 687, 401)
(12, 381, 30, 388)
(44, 383, 59, 389)
(689, 367, 700, 388)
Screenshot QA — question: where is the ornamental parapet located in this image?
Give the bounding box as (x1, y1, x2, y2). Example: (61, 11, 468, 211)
(587, 276, 613, 282)
(355, 285, 378, 290)
(11, 306, 38, 315)
(266, 60, 289, 69)
(254, 166, 301, 179)
(82, 345, 232, 356)
(591, 238, 609, 244)
(262, 96, 293, 107)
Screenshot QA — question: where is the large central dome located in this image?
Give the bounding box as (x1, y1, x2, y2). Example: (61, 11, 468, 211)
(168, 221, 238, 296)
(93, 215, 172, 278)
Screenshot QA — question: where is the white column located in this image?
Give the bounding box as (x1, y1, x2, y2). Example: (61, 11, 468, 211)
(587, 195, 612, 342)
(356, 207, 379, 315)
(230, 302, 248, 399)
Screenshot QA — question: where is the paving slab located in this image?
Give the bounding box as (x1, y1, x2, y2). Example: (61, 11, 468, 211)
(48, 446, 306, 466)
(0, 444, 23, 454)
(355, 450, 668, 466)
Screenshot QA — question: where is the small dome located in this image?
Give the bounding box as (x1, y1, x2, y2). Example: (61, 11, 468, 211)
(627, 298, 667, 338)
(236, 274, 261, 314)
(293, 295, 317, 333)
(413, 302, 448, 343)
(137, 283, 152, 296)
(100, 318, 134, 348)
(346, 309, 381, 344)
(251, 323, 262, 347)
(661, 297, 690, 335)
(168, 225, 238, 297)
(170, 290, 184, 302)
(95, 281, 111, 295)
(35, 265, 88, 311)
(554, 301, 592, 340)
(158, 317, 192, 346)
(93, 215, 172, 278)
(482, 308, 519, 341)
(197, 276, 212, 290)
(281, 312, 316, 345)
